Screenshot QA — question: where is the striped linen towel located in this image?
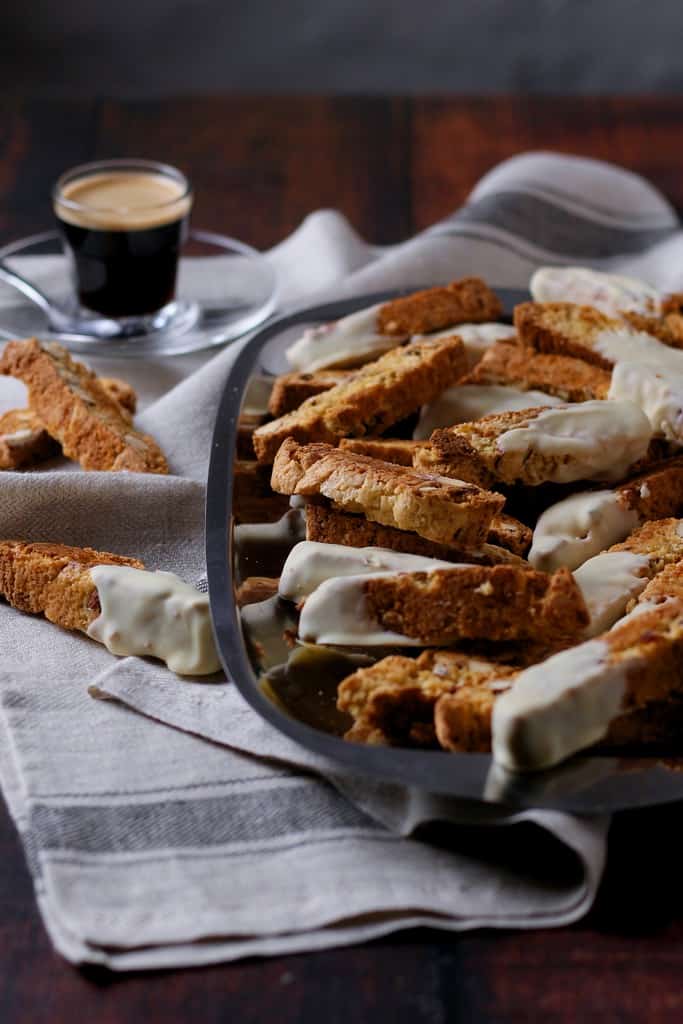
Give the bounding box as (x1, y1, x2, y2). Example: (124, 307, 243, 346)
(1, 151, 679, 969)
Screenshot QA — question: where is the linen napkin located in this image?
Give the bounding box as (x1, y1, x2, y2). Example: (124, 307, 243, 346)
(1, 151, 679, 969)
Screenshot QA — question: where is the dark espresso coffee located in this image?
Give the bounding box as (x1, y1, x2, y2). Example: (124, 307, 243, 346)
(54, 170, 192, 318)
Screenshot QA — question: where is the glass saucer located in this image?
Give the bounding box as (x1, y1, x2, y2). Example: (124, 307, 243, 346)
(0, 229, 278, 357)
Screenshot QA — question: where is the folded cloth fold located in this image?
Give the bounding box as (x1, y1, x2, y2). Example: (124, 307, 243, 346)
(2, 151, 680, 968)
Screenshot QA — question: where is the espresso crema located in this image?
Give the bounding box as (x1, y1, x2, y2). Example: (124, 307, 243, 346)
(54, 171, 192, 230)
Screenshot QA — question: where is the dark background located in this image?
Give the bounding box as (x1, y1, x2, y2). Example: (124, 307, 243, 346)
(2, 0, 682, 97)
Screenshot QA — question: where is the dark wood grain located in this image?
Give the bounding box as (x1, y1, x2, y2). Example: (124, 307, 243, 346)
(412, 96, 683, 224)
(95, 97, 413, 249)
(0, 98, 100, 241)
(3, 95, 683, 1023)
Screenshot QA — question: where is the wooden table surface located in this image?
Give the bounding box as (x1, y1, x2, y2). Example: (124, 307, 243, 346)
(3, 95, 683, 1022)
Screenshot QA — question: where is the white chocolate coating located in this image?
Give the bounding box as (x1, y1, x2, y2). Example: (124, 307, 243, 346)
(88, 566, 221, 676)
(594, 328, 683, 371)
(608, 361, 683, 442)
(496, 400, 652, 484)
(234, 509, 306, 549)
(285, 304, 396, 371)
(491, 640, 626, 771)
(298, 571, 420, 646)
(530, 267, 661, 317)
(529, 490, 640, 572)
(413, 385, 562, 440)
(413, 322, 516, 369)
(573, 550, 650, 636)
(279, 541, 453, 602)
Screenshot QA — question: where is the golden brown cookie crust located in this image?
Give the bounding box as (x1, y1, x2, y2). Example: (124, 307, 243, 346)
(415, 403, 653, 489)
(0, 540, 143, 631)
(465, 341, 611, 401)
(597, 600, 683, 712)
(434, 685, 504, 753)
(339, 437, 426, 466)
(253, 335, 468, 464)
(610, 517, 683, 575)
(485, 512, 532, 557)
(514, 301, 617, 369)
(413, 428, 493, 487)
(304, 503, 524, 565)
(377, 278, 502, 336)
(268, 370, 352, 417)
(338, 656, 459, 748)
(337, 650, 517, 750)
(414, 405, 576, 488)
(636, 562, 683, 606)
(617, 456, 683, 521)
(360, 564, 589, 646)
(623, 310, 683, 350)
(272, 439, 505, 548)
(0, 339, 168, 473)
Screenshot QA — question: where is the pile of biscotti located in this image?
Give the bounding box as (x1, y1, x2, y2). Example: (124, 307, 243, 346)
(0, 338, 167, 473)
(238, 270, 683, 772)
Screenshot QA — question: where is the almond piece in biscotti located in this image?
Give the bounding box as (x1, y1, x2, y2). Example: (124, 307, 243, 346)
(0, 409, 59, 470)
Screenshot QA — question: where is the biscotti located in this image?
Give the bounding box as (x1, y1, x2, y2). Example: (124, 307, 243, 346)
(0, 373, 138, 470)
(529, 456, 683, 572)
(435, 547, 683, 760)
(529, 266, 662, 317)
(491, 597, 683, 770)
(434, 668, 683, 755)
(0, 540, 143, 627)
(304, 503, 525, 566)
(413, 400, 652, 488)
(0, 339, 168, 473)
(338, 651, 514, 748)
(0, 540, 220, 675)
(573, 518, 683, 636)
(271, 439, 504, 548)
(465, 342, 611, 402)
(413, 384, 563, 441)
(376, 278, 502, 335)
(253, 334, 468, 463)
(268, 370, 352, 417)
(515, 301, 683, 372)
(284, 278, 502, 373)
(356, 564, 588, 645)
(298, 563, 588, 647)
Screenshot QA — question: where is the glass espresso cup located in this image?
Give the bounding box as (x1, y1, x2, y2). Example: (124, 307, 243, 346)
(53, 159, 193, 323)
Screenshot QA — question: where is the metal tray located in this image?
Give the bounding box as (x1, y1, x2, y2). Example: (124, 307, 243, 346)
(206, 288, 683, 813)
